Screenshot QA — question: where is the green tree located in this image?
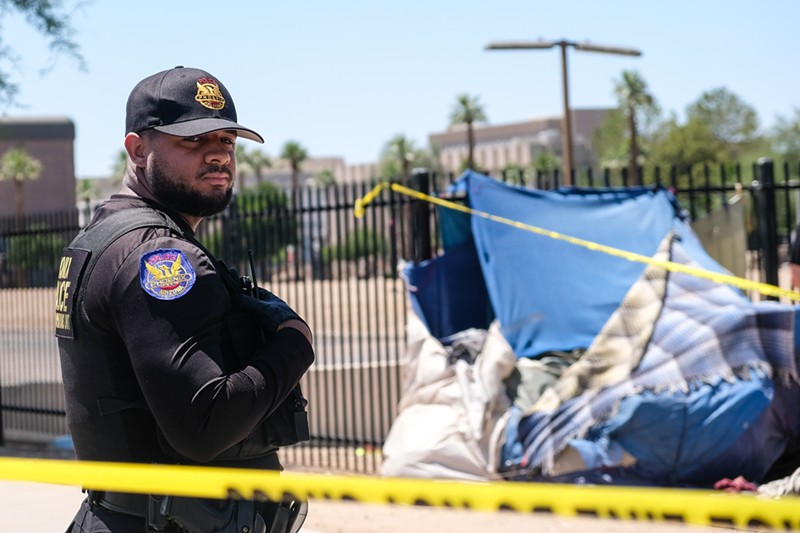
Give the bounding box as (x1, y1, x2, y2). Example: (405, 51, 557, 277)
(449, 93, 487, 171)
(321, 227, 389, 278)
(379, 133, 417, 178)
(409, 143, 442, 177)
(235, 182, 294, 262)
(531, 152, 561, 174)
(770, 109, 800, 162)
(196, 181, 294, 268)
(614, 70, 659, 183)
(457, 157, 488, 175)
(6, 222, 66, 287)
(0, 0, 85, 107)
(422, 141, 445, 178)
(76, 178, 101, 202)
(279, 141, 307, 196)
(236, 144, 272, 191)
(592, 108, 628, 169)
(685, 87, 759, 160)
(6, 223, 65, 270)
(314, 168, 336, 187)
(501, 163, 526, 185)
(0, 146, 42, 224)
(645, 88, 761, 189)
(649, 113, 720, 172)
(111, 149, 127, 187)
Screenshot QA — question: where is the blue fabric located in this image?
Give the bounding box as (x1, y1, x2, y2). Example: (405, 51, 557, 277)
(581, 373, 772, 482)
(501, 238, 800, 483)
(455, 171, 705, 358)
(405, 172, 800, 485)
(561, 367, 800, 486)
(403, 238, 494, 340)
(438, 207, 472, 252)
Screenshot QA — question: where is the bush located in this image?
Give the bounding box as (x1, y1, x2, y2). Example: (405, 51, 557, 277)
(6, 225, 66, 270)
(197, 185, 297, 265)
(321, 228, 387, 263)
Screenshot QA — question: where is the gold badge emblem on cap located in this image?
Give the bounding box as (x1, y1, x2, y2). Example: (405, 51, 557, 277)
(195, 77, 226, 110)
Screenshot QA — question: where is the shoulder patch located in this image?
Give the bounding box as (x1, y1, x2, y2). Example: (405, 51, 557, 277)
(140, 249, 196, 300)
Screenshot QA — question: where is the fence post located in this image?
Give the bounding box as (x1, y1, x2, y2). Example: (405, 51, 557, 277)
(0, 367, 4, 445)
(411, 169, 432, 263)
(223, 194, 238, 263)
(755, 158, 779, 299)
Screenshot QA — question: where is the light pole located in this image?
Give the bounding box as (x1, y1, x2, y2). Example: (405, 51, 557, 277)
(485, 39, 641, 186)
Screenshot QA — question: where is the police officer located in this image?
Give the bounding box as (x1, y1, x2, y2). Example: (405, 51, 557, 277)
(56, 66, 314, 532)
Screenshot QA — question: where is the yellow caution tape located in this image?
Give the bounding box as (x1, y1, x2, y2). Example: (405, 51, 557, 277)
(355, 182, 800, 302)
(3, 183, 791, 531)
(1, 457, 799, 530)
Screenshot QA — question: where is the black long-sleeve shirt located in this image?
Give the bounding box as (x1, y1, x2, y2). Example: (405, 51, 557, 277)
(58, 195, 314, 467)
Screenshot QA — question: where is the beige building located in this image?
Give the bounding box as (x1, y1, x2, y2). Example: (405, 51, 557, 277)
(0, 117, 76, 218)
(258, 157, 379, 188)
(429, 108, 609, 175)
(257, 107, 611, 188)
(0, 109, 611, 221)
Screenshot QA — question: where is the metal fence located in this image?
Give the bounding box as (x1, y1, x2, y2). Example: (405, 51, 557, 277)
(0, 159, 798, 474)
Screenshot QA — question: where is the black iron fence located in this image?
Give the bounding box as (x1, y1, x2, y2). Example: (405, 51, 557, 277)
(0, 159, 797, 474)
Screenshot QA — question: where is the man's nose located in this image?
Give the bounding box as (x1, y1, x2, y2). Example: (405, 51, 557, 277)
(206, 144, 232, 165)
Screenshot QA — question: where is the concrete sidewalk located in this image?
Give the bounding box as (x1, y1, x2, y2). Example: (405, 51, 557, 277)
(0, 479, 726, 533)
(0, 442, 726, 533)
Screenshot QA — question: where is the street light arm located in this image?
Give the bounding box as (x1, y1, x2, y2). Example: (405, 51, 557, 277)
(485, 40, 556, 50)
(483, 37, 641, 187)
(572, 42, 642, 56)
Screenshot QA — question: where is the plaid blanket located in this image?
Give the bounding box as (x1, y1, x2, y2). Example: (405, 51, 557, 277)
(507, 233, 799, 476)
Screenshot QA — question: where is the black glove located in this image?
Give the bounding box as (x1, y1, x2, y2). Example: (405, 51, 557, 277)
(234, 290, 304, 334)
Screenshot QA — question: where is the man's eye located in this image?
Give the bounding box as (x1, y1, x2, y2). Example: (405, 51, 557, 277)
(182, 136, 201, 142)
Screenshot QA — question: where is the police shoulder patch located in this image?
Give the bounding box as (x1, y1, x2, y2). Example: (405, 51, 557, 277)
(139, 249, 196, 300)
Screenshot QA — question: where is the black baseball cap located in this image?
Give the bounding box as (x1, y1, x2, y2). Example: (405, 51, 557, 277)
(125, 66, 264, 143)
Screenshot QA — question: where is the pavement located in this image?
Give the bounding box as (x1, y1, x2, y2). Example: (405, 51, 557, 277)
(0, 480, 733, 533)
(0, 443, 731, 533)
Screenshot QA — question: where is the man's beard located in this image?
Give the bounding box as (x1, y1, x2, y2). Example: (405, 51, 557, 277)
(148, 158, 233, 217)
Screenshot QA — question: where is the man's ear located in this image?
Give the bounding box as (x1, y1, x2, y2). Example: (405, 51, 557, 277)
(124, 132, 148, 168)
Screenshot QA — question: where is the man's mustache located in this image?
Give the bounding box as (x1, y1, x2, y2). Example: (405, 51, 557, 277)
(199, 165, 233, 179)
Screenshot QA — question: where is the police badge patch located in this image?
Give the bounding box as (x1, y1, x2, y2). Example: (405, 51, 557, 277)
(140, 249, 196, 300)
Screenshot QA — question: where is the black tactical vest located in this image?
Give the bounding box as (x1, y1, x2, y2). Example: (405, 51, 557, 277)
(56, 205, 307, 466)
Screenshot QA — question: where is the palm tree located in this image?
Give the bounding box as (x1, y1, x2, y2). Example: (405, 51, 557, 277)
(315, 168, 336, 187)
(236, 145, 272, 191)
(0, 146, 42, 226)
(448, 93, 487, 171)
(614, 70, 656, 184)
(379, 134, 417, 179)
(76, 178, 101, 203)
(280, 141, 308, 196)
(111, 149, 127, 187)
(248, 149, 272, 190)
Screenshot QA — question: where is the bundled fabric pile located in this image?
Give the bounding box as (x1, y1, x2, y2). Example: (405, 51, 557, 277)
(380, 171, 800, 491)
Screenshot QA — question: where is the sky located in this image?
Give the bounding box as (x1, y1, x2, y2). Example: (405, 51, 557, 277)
(3, 0, 799, 178)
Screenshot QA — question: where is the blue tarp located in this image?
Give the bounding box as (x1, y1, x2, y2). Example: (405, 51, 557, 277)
(407, 170, 726, 358)
(403, 237, 493, 341)
(401, 171, 800, 486)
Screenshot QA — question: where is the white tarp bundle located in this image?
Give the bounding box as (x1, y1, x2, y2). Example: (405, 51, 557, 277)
(380, 312, 516, 480)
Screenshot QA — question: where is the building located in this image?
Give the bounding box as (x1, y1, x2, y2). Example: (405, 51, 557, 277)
(0, 108, 610, 221)
(428, 108, 609, 175)
(0, 117, 76, 218)
(258, 156, 379, 189)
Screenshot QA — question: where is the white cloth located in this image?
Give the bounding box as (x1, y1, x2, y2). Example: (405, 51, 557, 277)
(380, 312, 516, 480)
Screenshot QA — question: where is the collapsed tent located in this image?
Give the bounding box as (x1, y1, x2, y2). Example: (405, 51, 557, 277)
(381, 170, 800, 488)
